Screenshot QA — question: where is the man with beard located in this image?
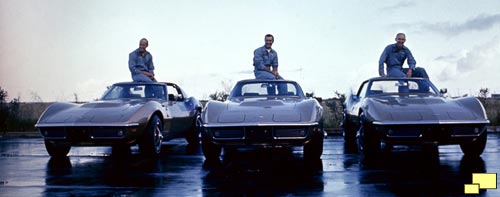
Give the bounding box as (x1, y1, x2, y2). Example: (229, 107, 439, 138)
(378, 33, 428, 78)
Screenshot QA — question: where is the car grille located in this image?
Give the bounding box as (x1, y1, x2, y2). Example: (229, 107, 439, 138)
(376, 124, 485, 139)
(40, 127, 128, 141)
(209, 126, 309, 140)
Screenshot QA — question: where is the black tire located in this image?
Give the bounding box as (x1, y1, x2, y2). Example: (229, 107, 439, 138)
(185, 111, 202, 145)
(201, 133, 221, 161)
(357, 112, 380, 155)
(139, 115, 163, 157)
(342, 115, 357, 143)
(460, 133, 487, 157)
(304, 130, 324, 161)
(45, 140, 71, 157)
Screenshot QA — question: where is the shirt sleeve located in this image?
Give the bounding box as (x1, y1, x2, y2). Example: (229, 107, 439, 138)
(378, 46, 389, 76)
(253, 48, 265, 70)
(147, 54, 155, 75)
(128, 52, 140, 74)
(406, 48, 416, 70)
(272, 51, 278, 67)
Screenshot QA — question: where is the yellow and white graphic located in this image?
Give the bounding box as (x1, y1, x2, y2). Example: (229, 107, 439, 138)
(464, 173, 497, 194)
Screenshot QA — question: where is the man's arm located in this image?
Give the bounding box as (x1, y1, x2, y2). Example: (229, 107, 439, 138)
(147, 54, 155, 79)
(378, 47, 388, 76)
(128, 52, 141, 74)
(271, 50, 279, 78)
(253, 49, 267, 70)
(406, 48, 416, 70)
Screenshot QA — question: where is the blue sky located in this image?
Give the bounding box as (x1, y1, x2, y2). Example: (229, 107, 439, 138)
(1, 0, 500, 102)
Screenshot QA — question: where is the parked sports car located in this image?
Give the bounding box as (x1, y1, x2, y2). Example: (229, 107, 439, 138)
(200, 79, 325, 160)
(342, 77, 489, 156)
(35, 82, 202, 157)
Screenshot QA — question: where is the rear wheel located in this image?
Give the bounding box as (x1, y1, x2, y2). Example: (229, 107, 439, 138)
(185, 111, 202, 145)
(201, 133, 221, 161)
(357, 112, 380, 155)
(460, 133, 487, 157)
(45, 140, 71, 157)
(139, 115, 163, 157)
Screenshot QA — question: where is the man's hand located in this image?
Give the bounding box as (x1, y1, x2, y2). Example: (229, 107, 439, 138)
(272, 70, 279, 79)
(141, 71, 155, 79)
(406, 69, 412, 77)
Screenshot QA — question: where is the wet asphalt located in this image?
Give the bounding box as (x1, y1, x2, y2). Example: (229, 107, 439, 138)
(0, 134, 499, 196)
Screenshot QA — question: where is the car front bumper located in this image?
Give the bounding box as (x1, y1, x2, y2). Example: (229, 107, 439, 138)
(37, 123, 144, 146)
(202, 125, 323, 147)
(372, 123, 488, 145)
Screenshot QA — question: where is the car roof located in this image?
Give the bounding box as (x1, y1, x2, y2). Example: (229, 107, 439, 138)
(111, 81, 176, 86)
(236, 79, 298, 84)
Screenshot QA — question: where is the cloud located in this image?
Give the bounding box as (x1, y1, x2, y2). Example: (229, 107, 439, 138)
(380, 1, 416, 10)
(434, 54, 459, 62)
(433, 37, 500, 95)
(424, 14, 500, 36)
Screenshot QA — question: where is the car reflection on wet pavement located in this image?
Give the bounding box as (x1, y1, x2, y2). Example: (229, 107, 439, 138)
(1, 134, 499, 196)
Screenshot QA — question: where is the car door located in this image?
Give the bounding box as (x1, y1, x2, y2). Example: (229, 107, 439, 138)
(166, 84, 194, 138)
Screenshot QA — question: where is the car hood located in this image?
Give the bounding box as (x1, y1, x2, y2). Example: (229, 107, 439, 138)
(205, 99, 320, 125)
(42, 100, 145, 124)
(366, 96, 486, 123)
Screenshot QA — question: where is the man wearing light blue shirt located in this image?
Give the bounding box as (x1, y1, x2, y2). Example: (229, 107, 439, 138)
(129, 38, 157, 82)
(253, 34, 283, 80)
(379, 33, 428, 78)
(253, 34, 287, 95)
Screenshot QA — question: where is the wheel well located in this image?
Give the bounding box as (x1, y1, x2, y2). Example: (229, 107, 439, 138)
(150, 111, 164, 125)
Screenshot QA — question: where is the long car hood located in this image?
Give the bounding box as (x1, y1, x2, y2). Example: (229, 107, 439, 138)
(213, 99, 313, 124)
(366, 96, 487, 123)
(41, 100, 145, 124)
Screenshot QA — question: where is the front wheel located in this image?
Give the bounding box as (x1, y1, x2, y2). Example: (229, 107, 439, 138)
(357, 112, 380, 155)
(342, 115, 356, 144)
(185, 111, 202, 145)
(460, 133, 487, 157)
(201, 133, 221, 161)
(304, 129, 324, 161)
(139, 115, 163, 157)
(45, 140, 71, 157)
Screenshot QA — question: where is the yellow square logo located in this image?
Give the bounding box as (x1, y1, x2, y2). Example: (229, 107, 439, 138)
(472, 173, 497, 189)
(464, 184, 480, 194)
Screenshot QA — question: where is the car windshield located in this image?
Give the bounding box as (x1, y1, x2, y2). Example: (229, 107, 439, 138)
(101, 84, 167, 100)
(368, 79, 439, 96)
(228, 81, 305, 101)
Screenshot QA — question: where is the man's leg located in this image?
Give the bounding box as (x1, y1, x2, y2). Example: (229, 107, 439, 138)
(275, 75, 288, 95)
(412, 67, 429, 79)
(254, 70, 276, 79)
(132, 74, 154, 82)
(409, 67, 430, 93)
(387, 66, 406, 77)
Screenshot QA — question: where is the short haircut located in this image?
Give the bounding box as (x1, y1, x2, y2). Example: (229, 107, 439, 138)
(395, 33, 406, 38)
(140, 38, 149, 46)
(265, 34, 274, 41)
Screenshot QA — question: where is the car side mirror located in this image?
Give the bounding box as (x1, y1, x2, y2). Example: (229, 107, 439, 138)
(176, 95, 184, 101)
(440, 88, 448, 94)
